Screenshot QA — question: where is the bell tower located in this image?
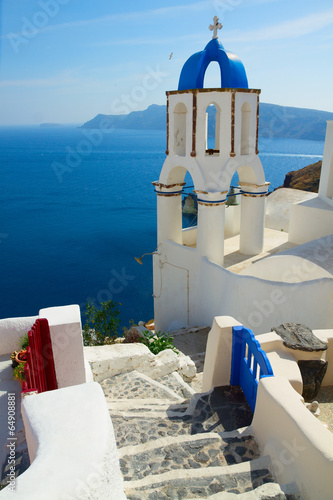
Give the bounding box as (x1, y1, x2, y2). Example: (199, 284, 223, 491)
(153, 19, 269, 331)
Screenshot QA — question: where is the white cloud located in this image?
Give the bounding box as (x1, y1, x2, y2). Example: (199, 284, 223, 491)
(224, 7, 333, 42)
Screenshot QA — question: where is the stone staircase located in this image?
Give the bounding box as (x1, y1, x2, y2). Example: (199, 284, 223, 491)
(100, 370, 299, 499)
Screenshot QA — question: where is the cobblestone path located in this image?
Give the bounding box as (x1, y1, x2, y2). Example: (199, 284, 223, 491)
(100, 369, 299, 499)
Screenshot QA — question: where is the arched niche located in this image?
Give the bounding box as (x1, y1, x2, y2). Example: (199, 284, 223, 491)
(173, 102, 187, 156)
(241, 102, 251, 155)
(205, 102, 221, 155)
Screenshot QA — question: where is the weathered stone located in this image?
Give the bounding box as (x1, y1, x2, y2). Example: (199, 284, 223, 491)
(272, 323, 327, 351)
(298, 359, 328, 401)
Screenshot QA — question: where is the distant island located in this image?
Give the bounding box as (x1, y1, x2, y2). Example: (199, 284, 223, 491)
(81, 102, 333, 142)
(40, 123, 63, 128)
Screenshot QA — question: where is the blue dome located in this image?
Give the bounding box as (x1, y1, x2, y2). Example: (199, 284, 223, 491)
(178, 37, 248, 91)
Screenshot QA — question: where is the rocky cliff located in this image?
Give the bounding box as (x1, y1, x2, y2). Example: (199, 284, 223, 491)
(281, 160, 322, 193)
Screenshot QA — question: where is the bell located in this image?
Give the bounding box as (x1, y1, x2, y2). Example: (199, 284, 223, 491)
(226, 187, 239, 206)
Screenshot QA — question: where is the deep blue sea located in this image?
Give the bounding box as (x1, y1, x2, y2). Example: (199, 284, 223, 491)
(0, 126, 324, 330)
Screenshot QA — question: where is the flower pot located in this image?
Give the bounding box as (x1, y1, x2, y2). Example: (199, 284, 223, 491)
(15, 378, 24, 388)
(144, 319, 155, 331)
(15, 350, 27, 364)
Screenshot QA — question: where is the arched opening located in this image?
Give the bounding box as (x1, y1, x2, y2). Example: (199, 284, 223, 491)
(182, 170, 197, 248)
(205, 103, 220, 155)
(203, 61, 221, 88)
(326, 154, 333, 199)
(241, 102, 251, 155)
(173, 102, 187, 156)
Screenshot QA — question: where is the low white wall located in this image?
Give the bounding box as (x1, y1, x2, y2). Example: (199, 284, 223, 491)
(0, 383, 126, 500)
(289, 198, 333, 245)
(201, 258, 333, 335)
(84, 342, 196, 383)
(239, 254, 332, 282)
(313, 329, 333, 385)
(39, 305, 86, 388)
(0, 316, 38, 355)
(154, 240, 333, 335)
(265, 188, 316, 232)
(201, 316, 242, 392)
(252, 376, 333, 500)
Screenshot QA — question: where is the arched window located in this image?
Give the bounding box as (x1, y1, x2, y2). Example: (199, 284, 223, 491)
(182, 170, 197, 248)
(241, 102, 251, 155)
(205, 103, 220, 155)
(173, 102, 187, 156)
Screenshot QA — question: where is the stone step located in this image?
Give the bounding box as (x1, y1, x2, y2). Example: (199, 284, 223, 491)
(203, 482, 300, 499)
(108, 386, 253, 449)
(100, 370, 185, 403)
(119, 430, 260, 483)
(123, 455, 279, 499)
(159, 371, 196, 399)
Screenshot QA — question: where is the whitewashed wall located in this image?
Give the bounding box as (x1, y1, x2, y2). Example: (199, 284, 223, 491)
(0, 316, 38, 355)
(154, 239, 333, 334)
(0, 383, 126, 500)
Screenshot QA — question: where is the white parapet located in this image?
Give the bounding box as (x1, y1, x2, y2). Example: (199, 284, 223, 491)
(252, 376, 333, 500)
(201, 316, 242, 392)
(0, 382, 126, 500)
(39, 304, 86, 388)
(0, 316, 38, 356)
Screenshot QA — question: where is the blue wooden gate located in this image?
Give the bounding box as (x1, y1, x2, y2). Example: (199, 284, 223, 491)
(230, 326, 274, 412)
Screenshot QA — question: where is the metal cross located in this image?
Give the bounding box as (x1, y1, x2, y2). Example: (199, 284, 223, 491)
(209, 16, 223, 39)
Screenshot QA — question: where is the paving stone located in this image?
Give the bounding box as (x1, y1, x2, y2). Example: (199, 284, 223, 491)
(125, 467, 278, 499)
(99, 367, 286, 498)
(159, 372, 195, 399)
(101, 371, 182, 401)
(120, 435, 260, 481)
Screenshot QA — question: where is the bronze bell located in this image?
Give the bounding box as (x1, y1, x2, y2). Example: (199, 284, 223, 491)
(226, 186, 239, 206)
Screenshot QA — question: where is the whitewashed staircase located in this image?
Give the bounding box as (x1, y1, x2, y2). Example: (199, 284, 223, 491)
(100, 370, 299, 499)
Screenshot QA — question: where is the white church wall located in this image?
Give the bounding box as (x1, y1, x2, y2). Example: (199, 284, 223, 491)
(154, 243, 333, 334)
(168, 93, 193, 159)
(200, 258, 333, 334)
(234, 92, 257, 157)
(153, 241, 202, 331)
(195, 91, 231, 159)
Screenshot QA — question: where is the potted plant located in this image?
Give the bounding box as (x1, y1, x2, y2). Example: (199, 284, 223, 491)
(13, 362, 26, 388)
(10, 333, 29, 368)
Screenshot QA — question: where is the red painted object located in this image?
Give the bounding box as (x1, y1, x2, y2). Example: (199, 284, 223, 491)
(21, 318, 58, 394)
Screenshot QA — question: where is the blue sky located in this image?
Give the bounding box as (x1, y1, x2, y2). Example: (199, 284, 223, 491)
(0, 0, 333, 125)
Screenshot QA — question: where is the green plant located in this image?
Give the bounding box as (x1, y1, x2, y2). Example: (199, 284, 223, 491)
(83, 300, 120, 346)
(139, 330, 178, 355)
(18, 332, 29, 350)
(13, 362, 26, 381)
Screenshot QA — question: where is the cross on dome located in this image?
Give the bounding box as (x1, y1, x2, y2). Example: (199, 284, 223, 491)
(209, 16, 223, 39)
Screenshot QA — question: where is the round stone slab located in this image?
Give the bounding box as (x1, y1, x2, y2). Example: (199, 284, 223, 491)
(272, 322, 327, 352)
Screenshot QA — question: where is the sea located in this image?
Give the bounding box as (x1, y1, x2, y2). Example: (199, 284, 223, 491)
(0, 125, 324, 331)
